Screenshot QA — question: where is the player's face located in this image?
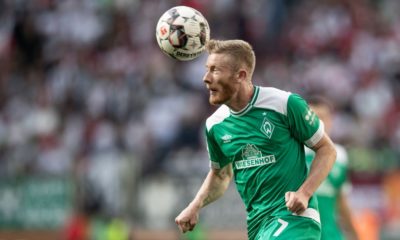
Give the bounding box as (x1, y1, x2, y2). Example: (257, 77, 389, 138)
(203, 53, 240, 106)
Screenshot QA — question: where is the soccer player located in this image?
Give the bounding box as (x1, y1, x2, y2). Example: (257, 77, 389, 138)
(175, 39, 337, 240)
(305, 96, 359, 240)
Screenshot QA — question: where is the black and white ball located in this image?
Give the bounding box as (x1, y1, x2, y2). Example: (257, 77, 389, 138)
(156, 6, 210, 61)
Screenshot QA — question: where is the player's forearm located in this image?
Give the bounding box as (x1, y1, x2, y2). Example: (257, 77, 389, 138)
(189, 164, 233, 210)
(338, 193, 359, 240)
(299, 134, 336, 198)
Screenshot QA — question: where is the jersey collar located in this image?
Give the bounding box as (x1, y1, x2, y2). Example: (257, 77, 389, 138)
(230, 86, 259, 117)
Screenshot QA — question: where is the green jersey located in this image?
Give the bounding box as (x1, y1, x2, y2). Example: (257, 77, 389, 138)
(205, 86, 324, 239)
(306, 144, 349, 240)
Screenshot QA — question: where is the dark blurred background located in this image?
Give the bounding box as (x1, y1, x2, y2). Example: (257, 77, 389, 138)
(0, 0, 399, 239)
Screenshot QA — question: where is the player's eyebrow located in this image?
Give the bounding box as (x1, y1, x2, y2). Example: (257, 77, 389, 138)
(205, 64, 216, 71)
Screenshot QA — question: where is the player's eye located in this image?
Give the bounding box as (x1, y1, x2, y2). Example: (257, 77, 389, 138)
(210, 67, 219, 73)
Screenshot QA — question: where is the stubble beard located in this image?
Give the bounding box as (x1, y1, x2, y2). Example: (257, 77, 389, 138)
(208, 85, 236, 106)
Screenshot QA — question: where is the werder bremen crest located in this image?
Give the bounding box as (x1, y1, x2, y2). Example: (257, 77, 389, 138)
(235, 144, 276, 169)
(260, 117, 275, 139)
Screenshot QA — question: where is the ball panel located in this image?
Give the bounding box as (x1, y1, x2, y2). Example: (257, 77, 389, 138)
(173, 49, 204, 61)
(166, 8, 180, 23)
(156, 22, 170, 40)
(175, 6, 197, 19)
(185, 37, 201, 51)
(183, 19, 201, 36)
(169, 26, 188, 48)
(199, 22, 209, 45)
(159, 39, 175, 55)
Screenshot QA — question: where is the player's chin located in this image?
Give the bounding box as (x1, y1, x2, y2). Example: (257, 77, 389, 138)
(209, 96, 224, 106)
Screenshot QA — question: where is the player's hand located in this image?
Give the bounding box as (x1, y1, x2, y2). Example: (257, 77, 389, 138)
(175, 205, 199, 233)
(285, 191, 309, 214)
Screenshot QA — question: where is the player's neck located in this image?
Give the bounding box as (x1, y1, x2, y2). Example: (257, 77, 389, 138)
(228, 83, 254, 112)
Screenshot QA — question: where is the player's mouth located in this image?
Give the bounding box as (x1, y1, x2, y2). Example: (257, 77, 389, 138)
(210, 90, 217, 95)
(208, 87, 218, 95)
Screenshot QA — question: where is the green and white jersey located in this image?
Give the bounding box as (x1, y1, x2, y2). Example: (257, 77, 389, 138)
(205, 86, 324, 239)
(306, 144, 349, 240)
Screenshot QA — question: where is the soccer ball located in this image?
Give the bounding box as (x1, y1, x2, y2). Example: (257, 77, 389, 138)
(156, 6, 210, 61)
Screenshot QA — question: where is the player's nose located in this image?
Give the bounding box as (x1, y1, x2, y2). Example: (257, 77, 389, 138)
(203, 71, 211, 84)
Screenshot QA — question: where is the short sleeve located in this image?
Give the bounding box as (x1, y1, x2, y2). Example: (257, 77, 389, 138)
(205, 126, 230, 169)
(287, 94, 324, 147)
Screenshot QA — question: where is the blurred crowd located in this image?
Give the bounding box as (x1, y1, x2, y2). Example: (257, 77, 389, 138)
(0, 0, 400, 238)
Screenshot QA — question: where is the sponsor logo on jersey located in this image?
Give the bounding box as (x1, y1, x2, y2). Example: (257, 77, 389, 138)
(305, 109, 316, 125)
(260, 117, 275, 139)
(235, 144, 276, 169)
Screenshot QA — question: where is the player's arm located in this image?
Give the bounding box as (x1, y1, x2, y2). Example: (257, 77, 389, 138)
(286, 133, 336, 213)
(337, 191, 359, 240)
(302, 132, 336, 199)
(175, 163, 233, 233)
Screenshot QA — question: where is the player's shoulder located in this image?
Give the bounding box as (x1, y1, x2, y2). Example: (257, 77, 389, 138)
(334, 143, 349, 165)
(254, 86, 292, 114)
(206, 105, 230, 131)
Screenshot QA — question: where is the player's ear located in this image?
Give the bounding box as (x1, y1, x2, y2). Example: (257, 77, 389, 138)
(237, 69, 247, 82)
